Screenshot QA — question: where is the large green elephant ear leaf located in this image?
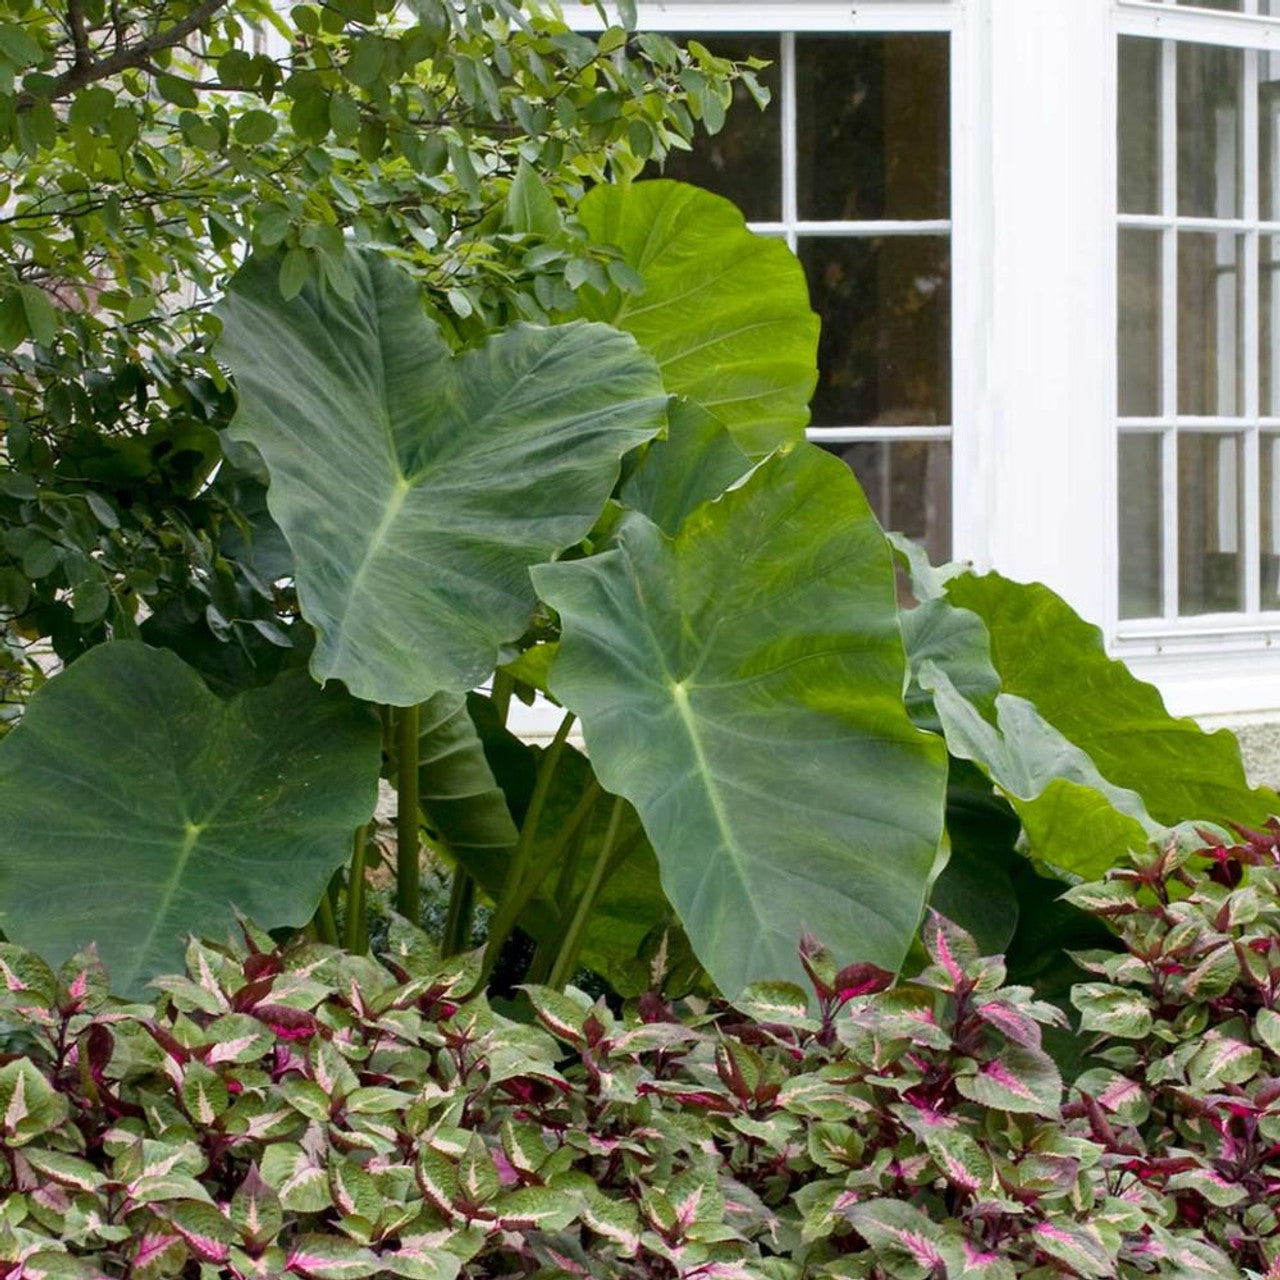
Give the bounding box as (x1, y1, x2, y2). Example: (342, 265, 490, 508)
(619, 399, 754, 536)
(533, 444, 948, 998)
(416, 693, 519, 893)
(576, 180, 820, 458)
(898, 567, 1278, 881)
(217, 250, 668, 707)
(0, 643, 380, 994)
(943, 572, 1278, 830)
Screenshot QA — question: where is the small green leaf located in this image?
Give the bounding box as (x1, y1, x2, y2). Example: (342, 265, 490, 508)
(954, 1043, 1063, 1118)
(235, 109, 278, 145)
(0, 291, 28, 350)
(278, 247, 311, 301)
(231, 1164, 283, 1249)
(286, 1236, 381, 1280)
(18, 285, 57, 346)
(156, 74, 199, 108)
(505, 160, 561, 237)
(1072, 983, 1154, 1040)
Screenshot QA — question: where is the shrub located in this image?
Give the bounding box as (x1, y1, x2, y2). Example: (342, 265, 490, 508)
(1, 832, 1277, 1279)
(1067, 822, 1280, 1274)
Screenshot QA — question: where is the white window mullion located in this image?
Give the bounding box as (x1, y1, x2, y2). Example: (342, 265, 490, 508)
(790, 220, 953, 236)
(807, 425, 953, 443)
(1161, 36, 1180, 618)
(1163, 428, 1181, 618)
(1245, 47, 1263, 613)
(780, 32, 798, 254)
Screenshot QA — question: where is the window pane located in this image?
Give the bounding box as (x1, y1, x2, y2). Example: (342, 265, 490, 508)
(1263, 434, 1280, 610)
(1119, 37, 1161, 216)
(1119, 434, 1164, 619)
(658, 35, 782, 223)
(795, 34, 949, 221)
(1263, 51, 1280, 222)
(1119, 229, 1163, 417)
(1176, 0, 1244, 9)
(1177, 43, 1242, 219)
(1178, 232, 1244, 417)
(799, 236, 950, 427)
(822, 440, 951, 562)
(1179, 433, 1244, 614)
(1262, 235, 1280, 416)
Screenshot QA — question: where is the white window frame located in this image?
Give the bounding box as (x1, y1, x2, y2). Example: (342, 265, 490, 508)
(1111, 0, 1280, 719)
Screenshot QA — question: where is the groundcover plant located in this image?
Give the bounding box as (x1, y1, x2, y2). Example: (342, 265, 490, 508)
(0, 167, 1277, 1009)
(0, 830, 1276, 1277)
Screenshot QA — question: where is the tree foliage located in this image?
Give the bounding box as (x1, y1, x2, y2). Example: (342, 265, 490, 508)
(0, 0, 753, 691)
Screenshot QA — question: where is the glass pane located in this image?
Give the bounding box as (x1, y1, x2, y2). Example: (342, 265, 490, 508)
(795, 34, 949, 221)
(1179, 432, 1243, 614)
(1177, 0, 1244, 9)
(1119, 37, 1161, 216)
(1177, 43, 1242, 219)
(822, 440, 952, 563)
(1119, 230, 1163, 417)
(1263, 434, 1280, 610)
(799, 236, 950, 427)
(659, 34, 782, 223)
(1262, 236, 1280, 416)
(1178, 232, 1244, 417)
(1263, 51, 1280, 221)
(1119, 434, 1164, 619)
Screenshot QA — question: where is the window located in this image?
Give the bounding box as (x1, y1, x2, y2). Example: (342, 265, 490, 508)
(657, 26, 954, 563)
(1117, 9, 1280, 625)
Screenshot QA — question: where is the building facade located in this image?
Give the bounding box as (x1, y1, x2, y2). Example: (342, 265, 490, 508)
(568, 0, 1280, 749)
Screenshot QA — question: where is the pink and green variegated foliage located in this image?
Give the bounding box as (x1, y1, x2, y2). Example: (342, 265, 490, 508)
(1, 834, 1278, 1279)
(1066, 822, 1280, 1277)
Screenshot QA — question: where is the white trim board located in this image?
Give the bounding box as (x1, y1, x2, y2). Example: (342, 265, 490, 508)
(569, 2, 961, 33)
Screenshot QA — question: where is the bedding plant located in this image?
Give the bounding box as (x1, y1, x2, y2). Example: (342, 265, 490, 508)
(1, 828, 1278, 1279)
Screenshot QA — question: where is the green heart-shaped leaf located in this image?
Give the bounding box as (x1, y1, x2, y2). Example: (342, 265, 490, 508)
(217, 250, 668, 706)
(0, 643, 380, 993)
(945, 572, 1279, 829)
(902, 570, 1279, 878)
(534, 445, 948, 996)
(577, 181, 820, 457)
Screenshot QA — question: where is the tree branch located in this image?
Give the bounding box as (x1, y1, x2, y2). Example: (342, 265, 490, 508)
(18, 0, 232, 108)
(67, 0, 93, 70)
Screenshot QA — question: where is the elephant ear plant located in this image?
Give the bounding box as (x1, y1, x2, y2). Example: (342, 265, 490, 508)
(0, 178, 1275, 1010)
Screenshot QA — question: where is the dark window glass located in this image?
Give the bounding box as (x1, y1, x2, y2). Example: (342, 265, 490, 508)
(1262, 54, 1280, 223)
(1177, 232, 1244, 417)
(1119, 229, 1162, 417)
(659, 34, 782, 222)
(800, 235, 951, 427)
(1179, 433, 1244, 615)
(1177, 42, 1242, 218)
(795, 34, 949, 222)
(1118, 37, 1161, 216)
(1260, 236, 1280, 415)
(1119, 434, 1164, 619)
(1263, 434, 1280, 610)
